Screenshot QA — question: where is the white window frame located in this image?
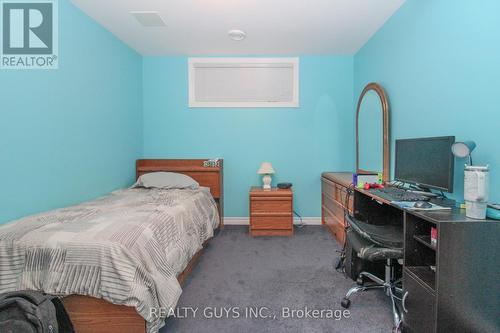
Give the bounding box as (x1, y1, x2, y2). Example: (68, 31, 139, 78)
(188, 57, 299, 108)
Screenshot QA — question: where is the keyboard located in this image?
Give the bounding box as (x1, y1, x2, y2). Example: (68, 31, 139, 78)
(369, 187, 430, 202)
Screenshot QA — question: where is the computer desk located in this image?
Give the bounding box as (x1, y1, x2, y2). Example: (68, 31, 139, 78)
(353, 187, 500, 333)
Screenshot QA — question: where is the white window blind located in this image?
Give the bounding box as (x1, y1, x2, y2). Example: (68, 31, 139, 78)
(188, 58, 299, 108)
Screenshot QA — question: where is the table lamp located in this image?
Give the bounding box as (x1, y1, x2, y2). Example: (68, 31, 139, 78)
(258, 162, 275, 190)
(452, 141, 476, 165)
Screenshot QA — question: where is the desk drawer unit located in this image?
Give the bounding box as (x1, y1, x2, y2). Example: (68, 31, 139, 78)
(249, 187, 293, 236)
(402, 270, 436, 332)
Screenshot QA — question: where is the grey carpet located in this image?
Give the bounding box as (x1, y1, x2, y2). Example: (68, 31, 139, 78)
(161, 226, 392, 333)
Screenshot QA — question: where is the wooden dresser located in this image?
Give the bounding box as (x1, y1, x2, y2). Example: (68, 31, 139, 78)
(321, 172, 354, 245)
(249, 187, 293, 236)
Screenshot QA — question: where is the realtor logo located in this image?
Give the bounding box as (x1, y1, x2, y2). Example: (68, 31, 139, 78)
(1, 0, 58, 69)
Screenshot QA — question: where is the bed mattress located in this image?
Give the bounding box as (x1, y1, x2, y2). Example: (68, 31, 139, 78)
(0, 187, 219, 333)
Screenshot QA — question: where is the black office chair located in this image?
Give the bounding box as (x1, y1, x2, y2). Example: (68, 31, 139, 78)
(340, 214, 404, 332)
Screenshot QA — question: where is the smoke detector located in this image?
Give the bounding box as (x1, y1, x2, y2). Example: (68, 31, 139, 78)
(228, 29, 246, 41)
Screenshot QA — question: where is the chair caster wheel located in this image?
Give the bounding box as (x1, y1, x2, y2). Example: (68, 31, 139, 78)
(356, 277, 364, 286)
(341, 298, 351, 309)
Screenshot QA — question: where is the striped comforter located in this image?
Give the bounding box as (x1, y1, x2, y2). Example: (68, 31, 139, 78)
(0, 187, 219, 333)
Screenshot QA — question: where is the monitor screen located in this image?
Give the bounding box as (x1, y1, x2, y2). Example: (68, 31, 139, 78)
(395, 136, 455, 192)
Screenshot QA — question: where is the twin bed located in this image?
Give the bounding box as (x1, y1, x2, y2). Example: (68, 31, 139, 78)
(0, 159, 224, 333)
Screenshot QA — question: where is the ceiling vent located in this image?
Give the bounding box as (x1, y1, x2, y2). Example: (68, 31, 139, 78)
(130, 11, 166, 27)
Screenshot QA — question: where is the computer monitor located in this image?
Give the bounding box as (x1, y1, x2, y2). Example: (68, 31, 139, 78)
(395, 136, 455, 192)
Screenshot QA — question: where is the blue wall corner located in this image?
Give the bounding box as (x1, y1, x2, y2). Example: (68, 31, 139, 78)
(354, 0, 500, 203)
(0, 1, 143, 224)
(4, 0, 498, 222)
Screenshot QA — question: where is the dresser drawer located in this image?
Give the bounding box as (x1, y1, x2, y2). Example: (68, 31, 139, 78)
(250, 199, 291, 215)
(322, 178, 352, 210)
(324, 199, 346, 224)
(322, 206, 346, 244)
(321, 178, 337, 200)
(338, 186, 354, 211)
(250, 216, 292, 230)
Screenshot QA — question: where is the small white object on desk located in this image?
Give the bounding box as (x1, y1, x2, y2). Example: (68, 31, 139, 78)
(257, 162, 275, 190)
(464, 165, 489, 219)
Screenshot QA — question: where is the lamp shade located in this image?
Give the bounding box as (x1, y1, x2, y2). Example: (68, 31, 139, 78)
(257, 162, 275, 174)
(452, 141, 476, 158)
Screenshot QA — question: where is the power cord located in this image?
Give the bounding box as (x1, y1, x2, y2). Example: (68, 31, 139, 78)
(293, 210, 305, 228)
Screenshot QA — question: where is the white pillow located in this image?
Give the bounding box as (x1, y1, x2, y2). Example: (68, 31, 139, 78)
(132, 172, 199, 190)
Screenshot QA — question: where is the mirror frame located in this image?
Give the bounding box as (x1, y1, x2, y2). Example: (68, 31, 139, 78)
(356, 82, 390, 182)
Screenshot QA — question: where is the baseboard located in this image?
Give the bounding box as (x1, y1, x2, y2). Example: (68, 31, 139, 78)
(224, 217, 321, 226)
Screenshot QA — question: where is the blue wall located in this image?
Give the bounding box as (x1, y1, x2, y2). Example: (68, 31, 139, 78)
(5, 0, 497, 222)
(143, 57, 354, 217)
(0, 2, 143, 224)
(354, 0, 500, 203)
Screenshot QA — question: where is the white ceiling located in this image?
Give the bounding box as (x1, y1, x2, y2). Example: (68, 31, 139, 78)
(71, 0, 405, 56)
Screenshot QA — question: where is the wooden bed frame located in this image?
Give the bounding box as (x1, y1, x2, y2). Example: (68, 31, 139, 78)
(62, 159, 224, 333)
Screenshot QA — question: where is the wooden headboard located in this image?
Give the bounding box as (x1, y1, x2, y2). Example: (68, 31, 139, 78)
(136, 159, 223, 226)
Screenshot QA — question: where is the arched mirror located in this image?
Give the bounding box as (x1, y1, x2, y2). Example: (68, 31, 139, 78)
(356, 83, 390, 182)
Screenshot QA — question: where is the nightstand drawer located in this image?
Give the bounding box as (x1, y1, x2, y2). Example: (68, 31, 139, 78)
(249, 187, 293, 236)
(250, 216, 292, 230)
(250, 199, 291, 214)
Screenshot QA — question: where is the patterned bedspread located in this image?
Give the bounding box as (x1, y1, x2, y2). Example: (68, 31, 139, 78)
(0, 187, 219, 333)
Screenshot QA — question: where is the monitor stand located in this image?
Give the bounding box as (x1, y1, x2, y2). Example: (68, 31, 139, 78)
(406, 185, 438, 197)
(410, 184, 456, 207)
(430, 196, 456, 208)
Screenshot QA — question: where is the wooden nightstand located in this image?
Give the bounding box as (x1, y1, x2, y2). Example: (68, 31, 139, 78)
(249, 186, 293, 236)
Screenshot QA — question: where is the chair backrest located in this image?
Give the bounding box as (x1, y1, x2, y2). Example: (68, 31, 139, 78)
(345, 214, 403, 249)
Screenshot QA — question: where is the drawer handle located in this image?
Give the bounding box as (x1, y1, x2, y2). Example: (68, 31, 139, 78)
(402, 291, 409, 313)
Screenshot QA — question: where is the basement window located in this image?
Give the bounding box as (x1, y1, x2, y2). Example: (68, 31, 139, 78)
(188, 57, 299, 108)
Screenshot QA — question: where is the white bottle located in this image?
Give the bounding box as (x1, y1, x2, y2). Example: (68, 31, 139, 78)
(464, 165, 489, 219)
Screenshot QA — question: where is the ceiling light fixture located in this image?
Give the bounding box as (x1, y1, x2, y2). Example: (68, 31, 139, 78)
(228, 29, 246, 41)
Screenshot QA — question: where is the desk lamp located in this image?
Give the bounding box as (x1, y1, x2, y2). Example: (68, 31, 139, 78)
(451, 141, 476, 165)
(258, 162, 275, 190)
